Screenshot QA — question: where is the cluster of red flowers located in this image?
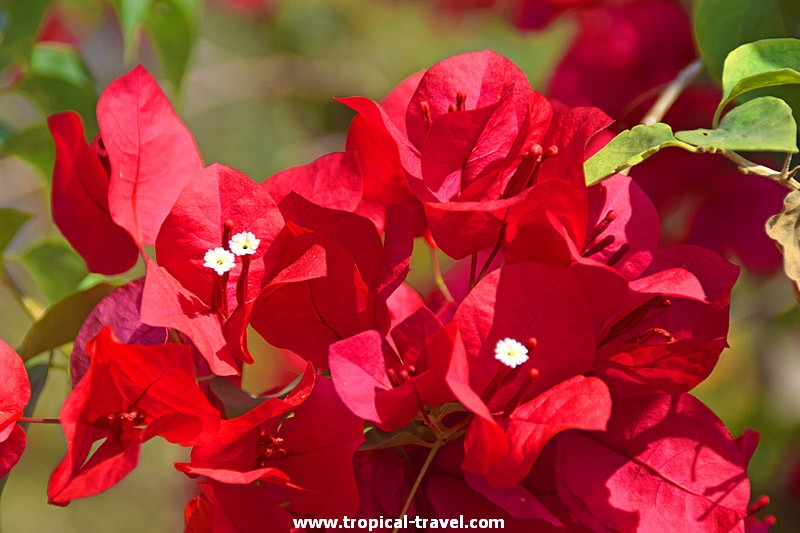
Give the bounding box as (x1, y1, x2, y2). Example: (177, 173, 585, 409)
(0, 50, 772, 530)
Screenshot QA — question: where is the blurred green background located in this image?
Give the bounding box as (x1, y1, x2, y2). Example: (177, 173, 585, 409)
(1, 0, 798, 530)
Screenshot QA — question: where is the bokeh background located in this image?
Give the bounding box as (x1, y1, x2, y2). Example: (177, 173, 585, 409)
(1, 0, 799, 530)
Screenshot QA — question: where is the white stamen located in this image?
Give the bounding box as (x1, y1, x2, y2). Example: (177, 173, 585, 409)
(203, 247, 236, 275)
(494, 338, 529, 368)
(229, 231, 260, 256)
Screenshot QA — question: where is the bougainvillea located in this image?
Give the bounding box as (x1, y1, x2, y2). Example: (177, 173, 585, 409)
(6, 1, 800, 527)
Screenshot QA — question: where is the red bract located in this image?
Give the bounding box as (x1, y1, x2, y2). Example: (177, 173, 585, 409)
(70, 278, 169, 385)
(0, 340, 30, 478)
(448, 262, 617, 483)
(340, 51, 612, 259)
(141, 163, 288, 375)
(594, 245, 738, 396)
(48, 111, 139, 275)
(556, 393, 751, 531)
(48, 328, 220, 505)
(98, 65, 204, 246)
(177, 375, 365, 518)
(248, 192, 412, 367)
(184, 481, 293, 533)
(329, 306, 457, 431)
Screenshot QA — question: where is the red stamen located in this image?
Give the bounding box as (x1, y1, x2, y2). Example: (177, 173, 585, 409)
(582, 234, 616, 258)
(256, 432, 287, 466)
(747, 496, 770, 516)
(456, 91, 467, 111)
(627, 327, 673, 345)
(583, 210, 617, 253)
(399, 369, 411, 383)
(222, 219, 234, 250)
(503, 368, 540, 416)
(420, 101, 432, 129)
(407, 365, 417, 375)
(601, 296, 671, 346)
(605, 243, 632, 267)
(543, 145, 559, 157)
(448, 103, 457, 113)
(480, 364, 512, 403)
(236, 255, 251, 307)
(387, 368, 399, 387)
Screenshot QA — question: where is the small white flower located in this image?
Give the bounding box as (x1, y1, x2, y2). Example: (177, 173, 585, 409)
(229, 231, 260, 256)
(203, 247, 236, 275)
(494, 338, 529, 368)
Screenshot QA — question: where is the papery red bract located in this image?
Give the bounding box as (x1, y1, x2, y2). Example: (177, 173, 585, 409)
(70, 278, 169, 385)
(48, 328, 220, 505)
(184, 481, 294, 533)
(98, 65, 204, 245)
(0, 340, 31, 441)
(329, 306, 457, 430)
(595, 245, 738, 396)
(470, 375, 611, 488)
(556, 393, 750, 531)
(0, 340, 30, 478)
(263, 151, 362, 212)
(177, 375, 364, 518)
(156, 163, 285, 307)
(48, 111, 139, 275)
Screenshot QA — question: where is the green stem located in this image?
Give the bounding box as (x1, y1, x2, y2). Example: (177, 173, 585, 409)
(429, 246, 454, 303)
(392, 438, 444, 533)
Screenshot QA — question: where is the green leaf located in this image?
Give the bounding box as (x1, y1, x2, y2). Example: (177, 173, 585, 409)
(19, 283, 114, 360)
(18, 239, 89, 302)
(111, 0, 201, 92)
(0, 0, 53, 71)
(19, 43, 98, 131)
(692, 0, 800, 80)
(716, 38, 800, 126)
(1, 124, 55, 180)
(0, 208, 31, 262)
(676, 96, 799, 153)
(146, 0, 201, 92)
(584, 123, 698, 185)
(110, 0, 150, 62)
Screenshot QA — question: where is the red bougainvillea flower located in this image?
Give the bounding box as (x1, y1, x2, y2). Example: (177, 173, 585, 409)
(593, 244, 738, 396)
(184, 481, 294, 533)
(49, 65, 203, 273)
(176, 374, 365, 518)
(556, 393, 752, 531)
(48, 328, 220, 505)
(505, 172, 739, 396)
(339, 50, 612, 260)
(447, 261, 621, 486)
(246, 190, 413, 368)
(328, 305, 457, 431)
(0, 340, 31, 479)
(140, 163, 293, 375)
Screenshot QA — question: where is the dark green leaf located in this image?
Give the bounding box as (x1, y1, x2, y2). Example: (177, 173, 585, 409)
(716, 38, 800, 125)
(18, 43, 98, 131)
(146, 0, 201, 92)
(676, 97, 798, 152)
(1, 124, 55, 180)
(110, 0, 150, 62)
(0, 208, 31, 261)
(0, 0, 52, 71)
(584, 123, 697, 185)
(19, 283, 114, 360)
(19, 238, 89, 302)
(692, 0, 800, 80)
(22, 361, 49, 418)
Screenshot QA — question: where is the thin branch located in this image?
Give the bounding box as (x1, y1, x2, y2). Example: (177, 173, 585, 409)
(720, 150, 800, 190)
(392, 439, 444, 533)
(429, 246, 454, 303)
(640, 59, 704, 126)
